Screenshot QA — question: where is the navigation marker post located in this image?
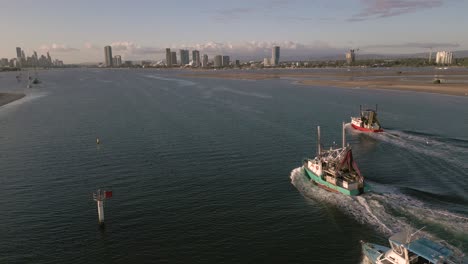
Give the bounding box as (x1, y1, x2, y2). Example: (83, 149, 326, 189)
(93, 189, 112, 226)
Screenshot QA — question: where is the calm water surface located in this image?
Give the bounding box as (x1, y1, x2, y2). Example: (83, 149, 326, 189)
(0, 69, 467, 263)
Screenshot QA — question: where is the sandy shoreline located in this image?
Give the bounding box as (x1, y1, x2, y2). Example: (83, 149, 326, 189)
(297, 79, 468, 96)
(0, 93, 26, 107)
(180, 70, 468, 96)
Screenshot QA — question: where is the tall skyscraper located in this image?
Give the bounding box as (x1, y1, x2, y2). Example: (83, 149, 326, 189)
(214, 55, 222, 68)
(16, 47, 22, 58)
(271, 46, 280, 66)
(171, 52, 177, 66)
(33, 51, 38, 66)
(47, 52, 52, 66)
(346, 49, 355, 65)
(104, 46, 113, 67)
(113, 55, 122, 67)
(179, 49, 189, 65)
(192, 50, 200, 67)
(222, 55, 230, 67)
(165, 48, 172, 67)
(202, 54, 208, 67)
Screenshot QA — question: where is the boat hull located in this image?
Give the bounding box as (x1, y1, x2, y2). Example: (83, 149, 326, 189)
(361, 242, 390, 264)
(351, 123, 383, 133)
(303, 166, 368, 196)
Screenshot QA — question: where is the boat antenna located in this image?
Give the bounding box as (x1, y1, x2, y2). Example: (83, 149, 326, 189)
(342, 122, 346, 148)
(360, 105, 362, 116)
(317, 126, 321, 156)
(407, 226, 426, 243)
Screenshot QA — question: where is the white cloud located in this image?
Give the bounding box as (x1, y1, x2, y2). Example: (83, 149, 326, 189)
(84, 42, 100, 50)
(349, 0, 444, 21)
(105, 41, 163, 60)
(40, 43, 79, 52)
(363, 42, 460, 49)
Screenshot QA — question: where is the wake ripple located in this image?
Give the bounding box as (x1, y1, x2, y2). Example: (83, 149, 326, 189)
(289, 167, 468, 250)
(345, 123, 468, 169)
(142, 74, 196, 86)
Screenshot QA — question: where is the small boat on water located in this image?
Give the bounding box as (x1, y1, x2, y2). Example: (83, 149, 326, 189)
(302, 122, 369, 196)
(351, 105, 383, 133)
(361, 229, 466, 264)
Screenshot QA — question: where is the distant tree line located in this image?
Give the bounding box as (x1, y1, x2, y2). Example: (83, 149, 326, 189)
(286, 57, 468, 68)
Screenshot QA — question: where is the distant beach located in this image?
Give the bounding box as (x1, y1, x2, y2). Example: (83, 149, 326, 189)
(0, 93, 26, 107)
(180, 69, 468, 96)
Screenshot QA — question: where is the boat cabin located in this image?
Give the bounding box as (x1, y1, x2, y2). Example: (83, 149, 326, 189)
(378, 231, 459, 264)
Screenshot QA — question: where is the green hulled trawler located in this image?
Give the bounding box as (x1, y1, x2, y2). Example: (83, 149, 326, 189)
(302, 122, 369, 196)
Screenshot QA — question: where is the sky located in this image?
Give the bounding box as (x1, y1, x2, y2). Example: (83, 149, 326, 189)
(1, 0, 467, 63)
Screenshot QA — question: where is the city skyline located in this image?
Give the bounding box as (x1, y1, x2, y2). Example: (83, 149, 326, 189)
(1, 0, 467, 63)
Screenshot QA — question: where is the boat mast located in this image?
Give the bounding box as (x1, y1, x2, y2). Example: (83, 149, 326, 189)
(375, 104, 378, 112)
(342, 122, 346, 148)
(317, 126, 321, 156)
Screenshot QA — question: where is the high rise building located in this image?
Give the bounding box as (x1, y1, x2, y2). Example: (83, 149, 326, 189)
(104, 46, 113, 67)
(0, 58, 8, 67)
(192, 50, 200, 67)
(165, 48, 172, 67)
(202, 54, 208, 68)
(16, 47, 22, 59)
(33, 51, 38, 66)
(271, 46, 280, 66)
(346, 49, 355, 65)
(263, 58, 271, 66)
(47, 52, 52, 66)
(179, 49, 189, 65)
(435, 51, 453, 65)
(222, 55, 230, 67)
(113, 55, 122, 67)
(214, 55, 222, 68)
(171, 52, 177, 66)
(235, 60, 240, 67)
(10, 58, 17, 68)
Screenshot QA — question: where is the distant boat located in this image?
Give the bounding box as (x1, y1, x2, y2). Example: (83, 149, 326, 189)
(361, 229, 466, 264)
(302, 123, 369, 196)
(27, 72, 32, 88)
(351, 105, 383, 133)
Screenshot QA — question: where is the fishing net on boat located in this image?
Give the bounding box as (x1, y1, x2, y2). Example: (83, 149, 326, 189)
(339, 150, 363, 183)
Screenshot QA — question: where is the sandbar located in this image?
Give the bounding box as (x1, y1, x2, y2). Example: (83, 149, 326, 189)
(180, 70, 468, 96)
(0, 93, 26, 107)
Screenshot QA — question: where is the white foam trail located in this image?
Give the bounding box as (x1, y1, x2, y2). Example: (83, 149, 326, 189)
(143, 74, 196, 86)
(290, 167, 468, 240)
(210, 86, 272, 99)
(346, 124, 468, 169)
(356, 196, 392, 233)
(97, 79, 113, 83)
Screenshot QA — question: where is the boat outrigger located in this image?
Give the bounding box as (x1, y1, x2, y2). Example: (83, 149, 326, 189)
(351, 105, 383, 133)
(302, 122, 369, 196)
(361, 229, 466, 264)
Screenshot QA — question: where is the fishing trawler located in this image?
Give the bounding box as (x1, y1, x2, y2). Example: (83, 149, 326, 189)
(361, 229, 465, 264)
(351, 105, 383, 132)
(302, 122, 369, 196)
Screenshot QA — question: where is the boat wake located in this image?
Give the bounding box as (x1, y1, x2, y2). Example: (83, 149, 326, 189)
(289, 167, 468, 250)
(142, 74, 196, 86)
(346, 124, 468, 169)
